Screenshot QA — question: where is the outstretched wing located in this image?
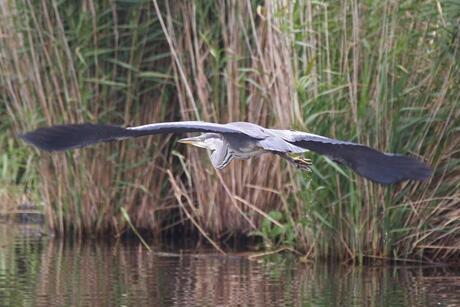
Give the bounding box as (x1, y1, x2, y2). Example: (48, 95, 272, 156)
(272, 129, 432, 185)
(19, 121, 256, 152)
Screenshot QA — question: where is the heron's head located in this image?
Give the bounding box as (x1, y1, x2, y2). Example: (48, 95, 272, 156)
(178, 133, 223, 152)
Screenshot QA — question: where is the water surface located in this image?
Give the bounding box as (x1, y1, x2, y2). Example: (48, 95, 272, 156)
(0, 224, 459, 306)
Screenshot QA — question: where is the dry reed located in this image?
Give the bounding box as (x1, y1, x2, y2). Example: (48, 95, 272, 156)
(0, 0, 459, 261)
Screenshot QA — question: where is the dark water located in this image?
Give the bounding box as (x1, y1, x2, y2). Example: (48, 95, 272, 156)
(1, 224, 459, 307)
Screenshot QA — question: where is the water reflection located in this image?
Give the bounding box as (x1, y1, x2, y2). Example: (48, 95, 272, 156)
(0, 224, 459, 306)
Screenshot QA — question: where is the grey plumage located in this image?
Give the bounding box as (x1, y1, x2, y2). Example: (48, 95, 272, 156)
(19, 121, 432, 185)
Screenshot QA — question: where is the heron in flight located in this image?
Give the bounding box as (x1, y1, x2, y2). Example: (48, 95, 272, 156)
(19, 121, 432, 185)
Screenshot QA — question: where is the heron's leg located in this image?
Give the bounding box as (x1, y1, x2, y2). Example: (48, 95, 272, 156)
(276, 152, 312, 172)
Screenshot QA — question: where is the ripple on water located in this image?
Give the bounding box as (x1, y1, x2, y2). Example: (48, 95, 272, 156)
(0, 224, 459, 306)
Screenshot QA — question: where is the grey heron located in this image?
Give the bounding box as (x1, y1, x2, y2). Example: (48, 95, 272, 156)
(19, 121, 432, 185)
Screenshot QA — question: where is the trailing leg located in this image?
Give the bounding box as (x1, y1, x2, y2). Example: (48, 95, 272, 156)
(275, 152, 312, 172)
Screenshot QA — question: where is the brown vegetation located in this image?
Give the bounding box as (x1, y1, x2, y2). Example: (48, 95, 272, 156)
(1, 0, 459, 261)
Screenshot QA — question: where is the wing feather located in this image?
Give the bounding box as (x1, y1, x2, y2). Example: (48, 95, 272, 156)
(19, 121, 256, 152)
(276, 130, 432, 185)
(130, 121, 249, 135)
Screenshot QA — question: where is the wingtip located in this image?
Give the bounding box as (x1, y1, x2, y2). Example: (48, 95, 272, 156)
(18, 129, 60, 152)
(18, 123, 141, 152)
(417, 164, 433, 180)
(374, 156, 433, 185)
(18, 131, 35, 147)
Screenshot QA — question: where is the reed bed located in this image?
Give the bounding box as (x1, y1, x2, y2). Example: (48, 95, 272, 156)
(1, 0, 459, 262)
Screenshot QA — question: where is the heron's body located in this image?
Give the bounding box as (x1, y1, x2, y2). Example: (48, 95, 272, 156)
(196, 133, 267, 169)
(19, 120, 432, 185)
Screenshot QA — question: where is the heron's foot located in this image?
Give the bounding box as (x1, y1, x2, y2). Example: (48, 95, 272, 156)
(276, 152, 312, 172)
(281, 153, 312, 172)
(291, 156, 312, 172)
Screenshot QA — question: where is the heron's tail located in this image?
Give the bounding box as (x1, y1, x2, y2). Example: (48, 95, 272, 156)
(19, 124, 145, 151)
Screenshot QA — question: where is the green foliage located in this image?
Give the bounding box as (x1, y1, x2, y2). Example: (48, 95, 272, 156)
(1, 0, 458, 261)
(284, 0, 460, 261)
(250, 210, 297, 249)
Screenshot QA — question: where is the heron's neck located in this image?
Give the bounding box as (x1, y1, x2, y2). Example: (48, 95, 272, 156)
(208, 139, 232, 169)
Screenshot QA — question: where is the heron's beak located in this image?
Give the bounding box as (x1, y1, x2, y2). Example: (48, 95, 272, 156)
(178, 137, 206, 148)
